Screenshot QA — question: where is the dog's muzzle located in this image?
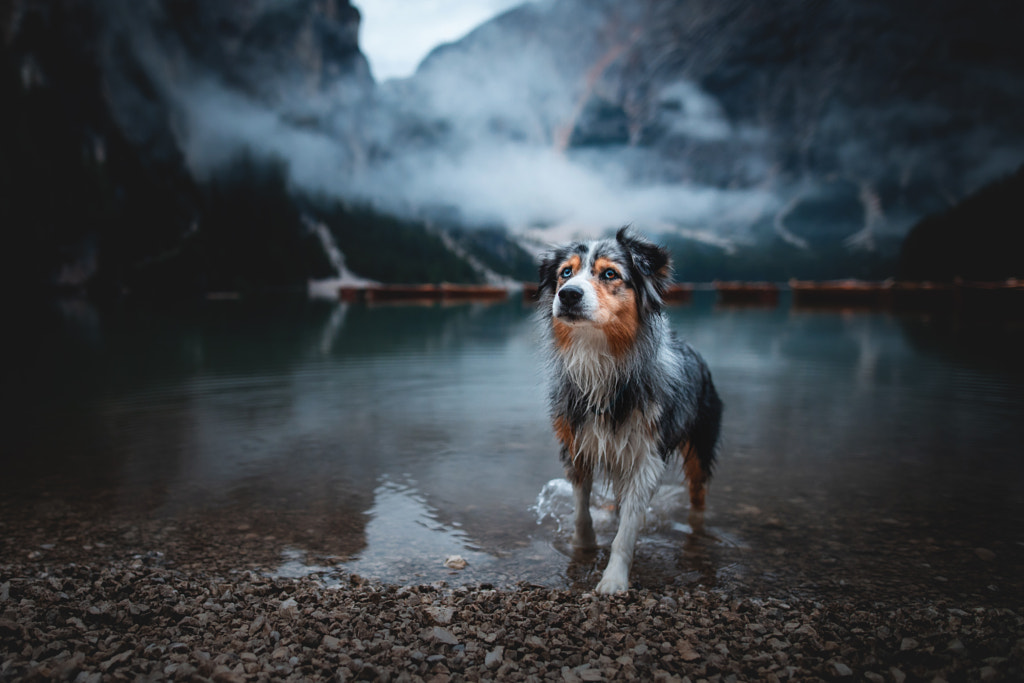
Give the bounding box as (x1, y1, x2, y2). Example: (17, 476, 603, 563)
(555, 285, 586, 319)
(554, 278, 600, 322)
(558, 285, 584, 307)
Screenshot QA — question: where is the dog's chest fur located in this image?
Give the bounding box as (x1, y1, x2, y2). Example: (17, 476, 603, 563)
(557, 325, 621, 408)
(557, 327, 664, 477)
(573, 409, 660, 477)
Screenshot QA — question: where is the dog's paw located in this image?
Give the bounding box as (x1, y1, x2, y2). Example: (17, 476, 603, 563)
(594, 569, 629, 595)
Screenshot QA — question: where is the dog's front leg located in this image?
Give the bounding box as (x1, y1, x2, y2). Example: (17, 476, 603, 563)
(595, 455, 664, 595)
(571, 472, 596, 550)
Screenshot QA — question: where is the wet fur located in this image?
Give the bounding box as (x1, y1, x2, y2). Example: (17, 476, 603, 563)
(538, 227, 723, 595)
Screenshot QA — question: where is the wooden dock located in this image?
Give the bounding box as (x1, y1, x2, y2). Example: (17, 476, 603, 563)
(714, 282, 780, 306)
(663, 284, 695, 304)
(789, 280, 889, 309)
(790, 279, 1024, 316)
(339, 283, 510, 304)
(520, 283, 694, 303)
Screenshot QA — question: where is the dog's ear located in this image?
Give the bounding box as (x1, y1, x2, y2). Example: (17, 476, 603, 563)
(616, 226, 672, 304)
(538, 249, 563, 295)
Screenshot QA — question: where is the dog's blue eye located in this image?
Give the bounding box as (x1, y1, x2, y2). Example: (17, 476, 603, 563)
(560, 267, 574, 278)
(602, 268, 619, 281)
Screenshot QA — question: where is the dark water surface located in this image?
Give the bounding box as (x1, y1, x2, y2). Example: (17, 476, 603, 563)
(5, 294, 1024, 594)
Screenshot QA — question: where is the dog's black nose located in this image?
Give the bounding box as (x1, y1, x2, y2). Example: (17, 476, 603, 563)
(558, 285, 584, 307)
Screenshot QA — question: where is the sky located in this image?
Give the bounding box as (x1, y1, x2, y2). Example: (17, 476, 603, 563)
(354, 0, 530, 80)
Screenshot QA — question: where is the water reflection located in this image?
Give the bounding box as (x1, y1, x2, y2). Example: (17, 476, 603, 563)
(4, 294, 1023, 590)
(336, 477, 496, 585)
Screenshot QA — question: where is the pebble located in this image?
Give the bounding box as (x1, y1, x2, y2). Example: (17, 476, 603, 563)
(900, 637, 920, 651)
(425, 605, 455, 624)
(443, 555, 468, 569)
(485, 646, 504, 669)
(428, 627, 459, 646)
(832, 661, 853, 677)
(278, 597, 298, 618)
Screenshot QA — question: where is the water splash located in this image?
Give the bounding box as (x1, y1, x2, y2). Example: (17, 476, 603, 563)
(531, 476, 694, 540)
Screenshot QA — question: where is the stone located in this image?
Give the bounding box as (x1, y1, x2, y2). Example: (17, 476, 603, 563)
(444, 555, 468, 570)
(427, 627, 459, 646)
(426, 606, 455, 624)
(485, 646, 504, 669)
(832, 661, 852, 677)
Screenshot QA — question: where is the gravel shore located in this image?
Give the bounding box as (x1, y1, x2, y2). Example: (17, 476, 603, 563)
(3, 494, 1023, 682)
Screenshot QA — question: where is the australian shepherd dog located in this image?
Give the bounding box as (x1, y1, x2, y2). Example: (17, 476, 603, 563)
(538, 227, 723, 595)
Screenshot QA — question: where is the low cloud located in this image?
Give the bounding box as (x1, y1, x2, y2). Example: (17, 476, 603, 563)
(347, 142, 776, 239)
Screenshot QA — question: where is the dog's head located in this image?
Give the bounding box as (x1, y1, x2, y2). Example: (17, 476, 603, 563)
(538, 227, 671, 354)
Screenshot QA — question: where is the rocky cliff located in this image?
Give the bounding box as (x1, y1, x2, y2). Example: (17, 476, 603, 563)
(1, 0, 361, 293)
(1, 0, 536, 294)
(378, 0, 1024, 275)
(899, 165, 1023, 282)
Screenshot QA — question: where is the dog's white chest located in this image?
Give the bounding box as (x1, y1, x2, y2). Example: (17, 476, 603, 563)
(574, 410, 659, 475)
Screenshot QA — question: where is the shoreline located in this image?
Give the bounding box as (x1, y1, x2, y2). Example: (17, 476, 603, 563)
(327, 280, 1024, 318)
(3, 492, 1022, 682)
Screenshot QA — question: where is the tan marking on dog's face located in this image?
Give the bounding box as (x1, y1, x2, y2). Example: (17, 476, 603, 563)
(590, 257, 638, 356)
(556, 254, 582, 284)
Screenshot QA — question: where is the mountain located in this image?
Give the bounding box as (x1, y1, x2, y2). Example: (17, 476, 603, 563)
(375, 0, 1024, 277)
(3, 0, 1023, 295)
(0, 0, 532, 296)
(898, 166, 1024, 282)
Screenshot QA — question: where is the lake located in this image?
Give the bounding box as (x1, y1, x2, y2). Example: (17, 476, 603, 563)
(5, 293, 1024, 594)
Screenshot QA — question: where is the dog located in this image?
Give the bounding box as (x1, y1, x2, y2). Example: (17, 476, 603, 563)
(538, 227, 723, 595)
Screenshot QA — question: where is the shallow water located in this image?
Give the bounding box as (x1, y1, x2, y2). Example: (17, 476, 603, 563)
(6, 294, 1024, 592)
